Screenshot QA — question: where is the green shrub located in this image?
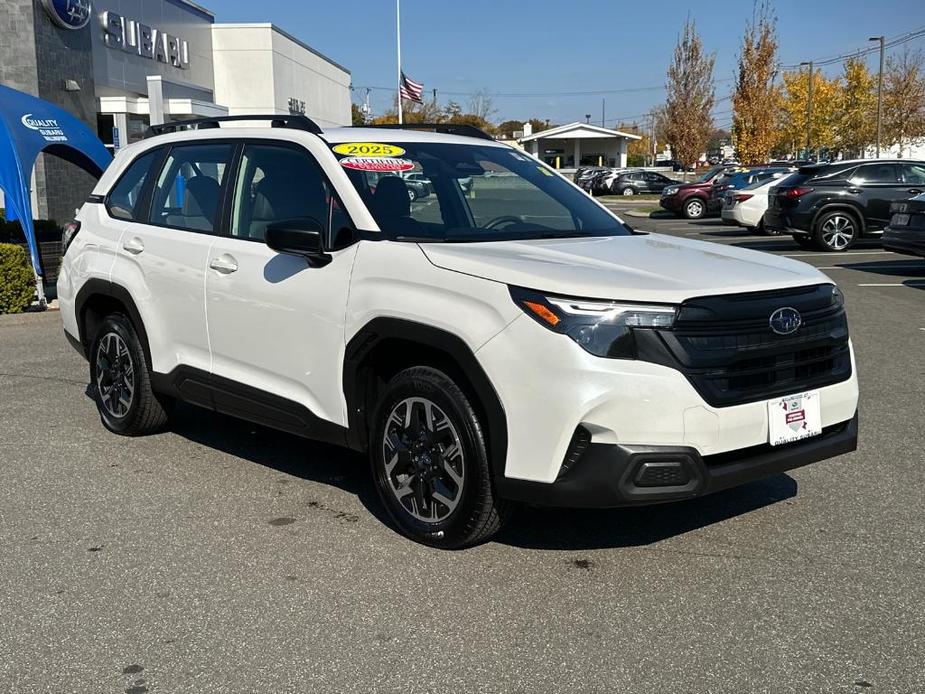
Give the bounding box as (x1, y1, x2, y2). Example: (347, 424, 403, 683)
(0, 243, 35, 314)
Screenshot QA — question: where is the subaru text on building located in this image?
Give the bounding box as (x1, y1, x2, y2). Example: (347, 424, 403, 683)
(58, 116, 859, 548)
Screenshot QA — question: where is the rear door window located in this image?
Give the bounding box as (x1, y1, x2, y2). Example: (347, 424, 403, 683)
(849, 164, 900, 185)
(148, 143, 235, 233)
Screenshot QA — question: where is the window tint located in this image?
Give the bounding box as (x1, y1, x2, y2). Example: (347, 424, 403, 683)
(149, 143, 233, 233)
(230, 144, 346, 243)
(849, 164, 900, 184)
(901, 164, 925, 185)
(107, 150, 157, 221)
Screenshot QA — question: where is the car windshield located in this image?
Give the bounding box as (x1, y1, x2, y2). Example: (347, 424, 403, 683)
(331, 141, 630, 242)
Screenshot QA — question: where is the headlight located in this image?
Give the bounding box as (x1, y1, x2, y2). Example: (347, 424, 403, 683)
(510, 287, 677, 358)
(663, 186, 679, 196)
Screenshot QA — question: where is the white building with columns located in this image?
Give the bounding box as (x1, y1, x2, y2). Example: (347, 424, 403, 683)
(518, 121, 642, 170)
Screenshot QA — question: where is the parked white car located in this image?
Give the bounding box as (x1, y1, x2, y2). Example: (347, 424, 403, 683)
(721, 173, 792, 235)
(57, 116, 858, 548)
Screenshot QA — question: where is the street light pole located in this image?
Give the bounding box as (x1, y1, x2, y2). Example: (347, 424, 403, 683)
(800, 60, 813, 159)
(869, 35, 885, 158)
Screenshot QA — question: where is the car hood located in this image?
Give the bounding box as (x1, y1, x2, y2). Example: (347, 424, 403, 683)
(420, 234, 830, 303)
(673, 180, 712, 191)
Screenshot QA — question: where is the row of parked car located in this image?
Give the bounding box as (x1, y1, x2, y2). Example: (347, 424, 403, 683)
(657, 159, 925, 253)
(574, 166, 678, 196)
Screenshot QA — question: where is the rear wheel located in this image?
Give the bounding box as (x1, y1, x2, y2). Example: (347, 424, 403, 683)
(370, 367, 510, 548)
(684, 198, 706, 219)
(753, 219, 780, 236)
(408, 188, 418, 202)
(89, 314, 170, 436)
(622, 187, 635, 196)
(814, 211, 859, 251)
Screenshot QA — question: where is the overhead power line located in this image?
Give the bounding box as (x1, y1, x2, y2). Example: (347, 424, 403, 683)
(780, 25, 925, 70)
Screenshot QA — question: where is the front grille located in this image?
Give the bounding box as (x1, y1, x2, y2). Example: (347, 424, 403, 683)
(640, 284, 852, 408)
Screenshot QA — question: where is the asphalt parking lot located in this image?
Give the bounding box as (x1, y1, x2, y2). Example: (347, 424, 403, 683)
(1, 214, 923, 693)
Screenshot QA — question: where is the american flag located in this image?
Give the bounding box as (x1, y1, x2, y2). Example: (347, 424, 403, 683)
(399, 71, 424, 103)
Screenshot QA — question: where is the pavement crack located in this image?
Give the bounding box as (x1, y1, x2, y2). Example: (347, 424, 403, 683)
(0, 371, 87, 387)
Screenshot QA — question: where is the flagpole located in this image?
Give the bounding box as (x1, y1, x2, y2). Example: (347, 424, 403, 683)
(396, 0, 402, 125)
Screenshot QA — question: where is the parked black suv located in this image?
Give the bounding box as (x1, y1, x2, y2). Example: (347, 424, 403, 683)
(765, 160, 925, 251)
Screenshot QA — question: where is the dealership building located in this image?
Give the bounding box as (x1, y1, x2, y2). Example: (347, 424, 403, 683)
(0, 0, 352, 225)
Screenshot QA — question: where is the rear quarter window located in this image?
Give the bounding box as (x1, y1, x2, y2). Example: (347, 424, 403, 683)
(106, 150, 158, 221)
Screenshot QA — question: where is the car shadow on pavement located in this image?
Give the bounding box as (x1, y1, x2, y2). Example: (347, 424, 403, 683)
(833, 259, 925, 277)
(162, 402, 799, 550)
(495, 475, 797, 551)
(166, 403, 394, 527)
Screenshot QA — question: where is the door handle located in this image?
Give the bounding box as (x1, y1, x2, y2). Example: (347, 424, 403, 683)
(122, 237, 144, 254)
(209, 254, 238, 274)
(846, 188, 862, 195)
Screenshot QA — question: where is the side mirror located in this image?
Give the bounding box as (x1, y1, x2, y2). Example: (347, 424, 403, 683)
(265, 218, 330, 266)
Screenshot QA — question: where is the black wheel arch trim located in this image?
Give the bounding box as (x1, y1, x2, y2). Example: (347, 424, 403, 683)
(342, 317, 508, 483)
(74, 279, 153, 369)
(812, 203, 867, 235)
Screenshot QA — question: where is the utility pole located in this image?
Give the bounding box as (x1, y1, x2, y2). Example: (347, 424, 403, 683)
(869, 35, 885, 158)
(601, 98, 605, 127)
(800, 60, 813, 158)
(396, 0, 402, 124)
(432, 88, 437, 108)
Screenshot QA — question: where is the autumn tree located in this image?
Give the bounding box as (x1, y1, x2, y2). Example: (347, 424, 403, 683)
(617, 122, 653, 165)
(776, 67, 841, 156)
(351, 102, 367, 126)
(836, 56, 876, 157)
(732, 1, 779, 164)
(882, 49, 925, 157)
(665, 19, 716, 168)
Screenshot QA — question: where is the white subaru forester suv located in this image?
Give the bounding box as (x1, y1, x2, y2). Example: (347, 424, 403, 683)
(58, 116, 859, 548)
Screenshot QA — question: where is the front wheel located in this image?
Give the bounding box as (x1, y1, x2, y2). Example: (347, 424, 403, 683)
(407, 188, 418, 202)
(89, 314, 170, 436)
(684, 198, 706, 219)
(370, 367, 510, 548)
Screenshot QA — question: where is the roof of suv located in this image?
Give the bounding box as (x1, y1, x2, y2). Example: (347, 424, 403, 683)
(324, 126, 505, 147)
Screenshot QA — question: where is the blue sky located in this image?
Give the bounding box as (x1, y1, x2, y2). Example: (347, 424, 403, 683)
(216, 0, 925, 128)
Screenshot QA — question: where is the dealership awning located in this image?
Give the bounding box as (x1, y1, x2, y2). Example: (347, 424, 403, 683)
(0, 84, 111, 302)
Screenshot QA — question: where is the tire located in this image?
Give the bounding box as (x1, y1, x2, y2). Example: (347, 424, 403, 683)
(684, 198, 706, 219)
(753, 219, 780, 236)
(814, 210, 859, 251)
(89, 314, 170, 436)
(370, 366, 511, 549)
(408, 188, 417, 202)
(793, 234, 818, 250)
(622, 187, 635, 196)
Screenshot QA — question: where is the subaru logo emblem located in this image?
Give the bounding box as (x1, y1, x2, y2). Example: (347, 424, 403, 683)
(42, 0, 91, 30)
(769, 307, 802, 335)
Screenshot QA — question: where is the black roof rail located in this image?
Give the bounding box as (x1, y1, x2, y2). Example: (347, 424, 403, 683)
(363, 122, 495, 141)
(146, 114, 323, 138)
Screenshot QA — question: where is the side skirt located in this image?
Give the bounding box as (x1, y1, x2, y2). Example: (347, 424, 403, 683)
(151, 366, 349, 448)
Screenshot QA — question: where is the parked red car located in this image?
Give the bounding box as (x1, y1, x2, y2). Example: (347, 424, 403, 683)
(659, 166, 727, 219)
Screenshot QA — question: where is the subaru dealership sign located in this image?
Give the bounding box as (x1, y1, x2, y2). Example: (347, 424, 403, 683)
(42, 0, 92, 30)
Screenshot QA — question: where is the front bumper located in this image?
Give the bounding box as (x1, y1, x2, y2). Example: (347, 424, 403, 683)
(497, 412, 858, 508)
(477, 314, 860, 487)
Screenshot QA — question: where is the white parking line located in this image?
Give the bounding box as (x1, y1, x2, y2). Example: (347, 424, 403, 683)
(857, 282, 925, 287)
(783, 251, 896, 258)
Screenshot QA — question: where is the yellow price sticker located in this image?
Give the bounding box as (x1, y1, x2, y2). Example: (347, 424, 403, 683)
(332, 142, 406, 157)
